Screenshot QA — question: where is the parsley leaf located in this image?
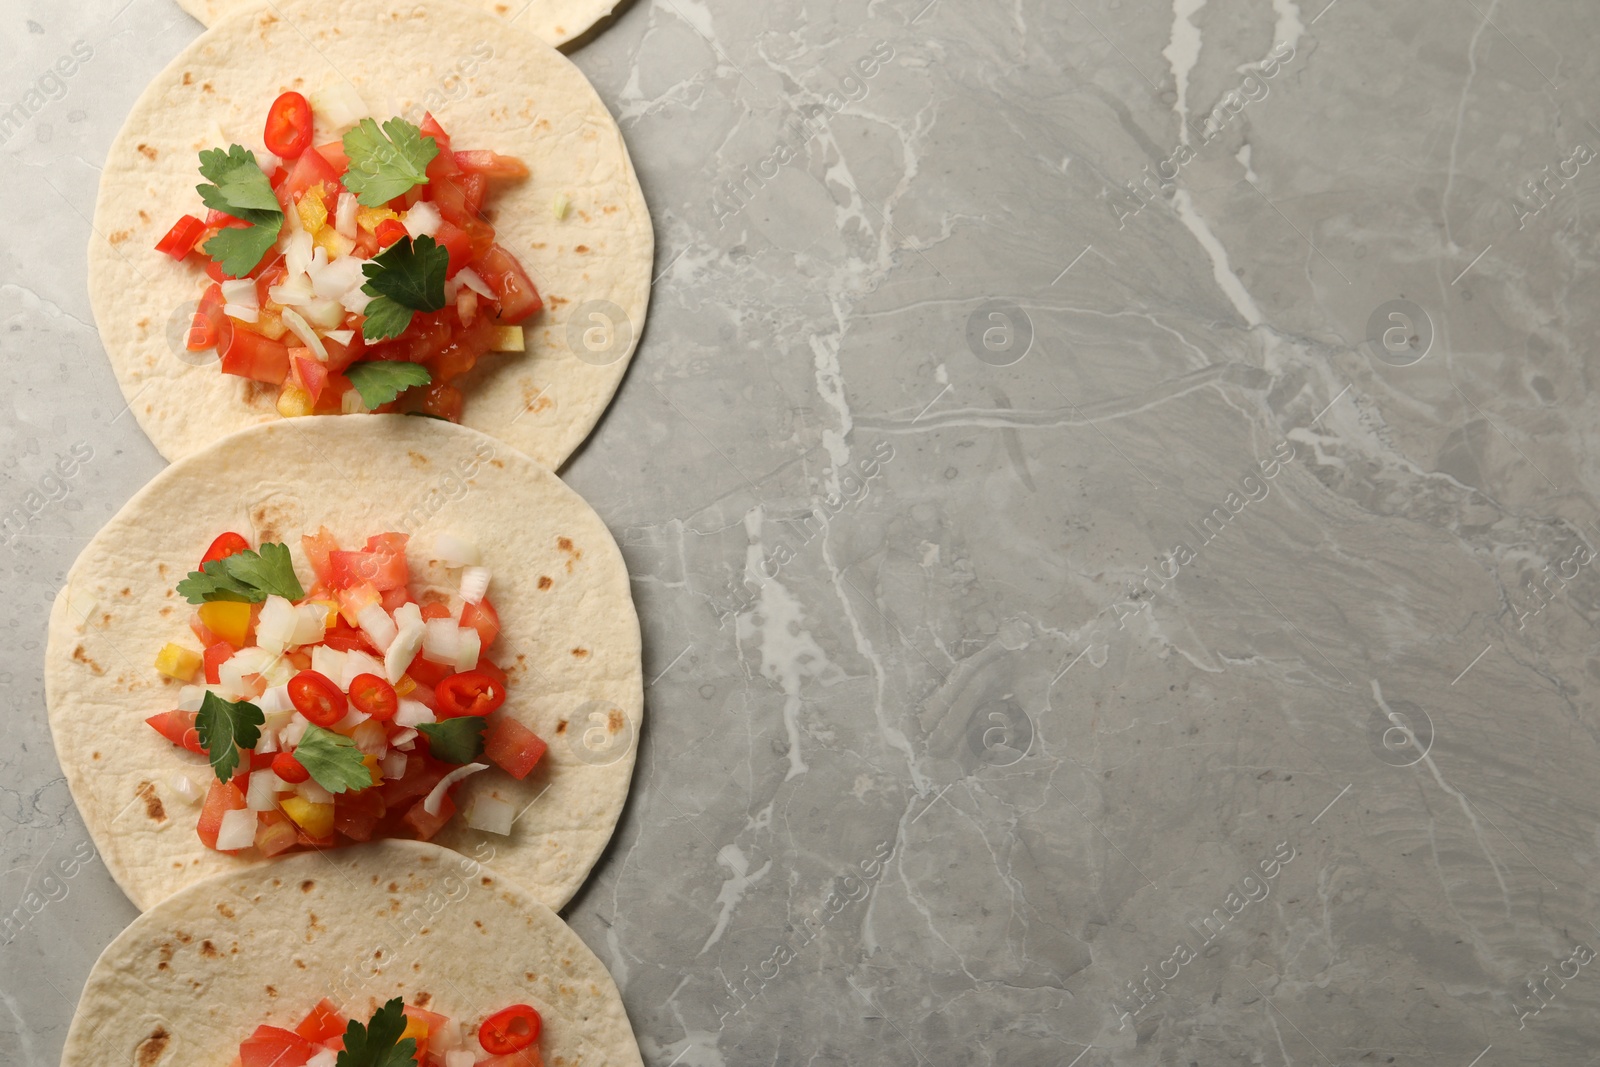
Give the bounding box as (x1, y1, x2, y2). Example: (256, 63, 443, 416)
(176, 543, 305, 604)
(342, 117, 438, 207)
(293, 725, 374, 794)
(195, 145, 284, 277)
(337, 998, 417, 1067)
(359, 235, 449, 340)
(417, 716, 487, 764)
(195, 692, 264, 781)
(344, 361, 433, 408)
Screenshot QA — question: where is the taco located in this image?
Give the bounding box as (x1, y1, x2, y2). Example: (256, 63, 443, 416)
(45, 416, 642, 911)
(61, 841, 644, 1067)
(172, 0, 626, 50)
(89, 0, 652, 468)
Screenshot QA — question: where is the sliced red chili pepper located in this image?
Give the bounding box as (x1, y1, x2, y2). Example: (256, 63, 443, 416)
(271, 751, 311, 784)
(201, 531, 251, 565)
(375, 218, 409, 248)
(263, 91, 314, 159)
(479, 1004, 541, 1055)
(155, 215, 207, 260)
(288, 669, 348, 728)
(349, 673, 398, 722)
(436, 669, 507, 719)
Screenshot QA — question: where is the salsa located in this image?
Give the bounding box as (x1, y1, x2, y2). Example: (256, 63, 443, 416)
(156, 91, 543, 422)
(239, 997, 544, 1067)
(148, 529, 547, 855)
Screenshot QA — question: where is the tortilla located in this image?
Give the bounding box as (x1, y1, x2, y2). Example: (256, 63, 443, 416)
(45, 415, 642, 912)
(60, 840, 644, 1067)
(89, 0, 652, 468)
(173, 0, 626, 50)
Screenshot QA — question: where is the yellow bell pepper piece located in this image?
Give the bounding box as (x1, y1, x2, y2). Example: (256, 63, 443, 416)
(279, 796, 334, 838)
(490, 325, 524, 352)
(307, 599, 339, 628)
(356, 205, 399, 233)
(198, 600, 252, 649)
(394, 674, 417, 697)
(277, 384, 315, 418)
(400, 1015, 430, 1045)
(154, 642, 202, 682)
(297, 186, 327, 235)
(361, 753, 382, 785)
(312, 227, 354, 259)
(254, 310, 288, 341)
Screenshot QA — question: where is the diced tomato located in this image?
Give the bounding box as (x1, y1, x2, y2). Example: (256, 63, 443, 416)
(375, 218, 408, 249)
(330, 546, 408, 591)
(201, 531, 250, 565)
(146, 710, 205, 755)
(315, 374, 354, 415)
(476, 245, 542, 324)
(380, 585, 414, 612)
(263, 91, 313, 159)
(219, 324, 291, 385)
(419, 112, 452, 155)
(291, 355, 328, 403)
(461, 597, 501, 649)
(484, 716, 547, 781)
(381, 754, 445, 807)
(418, 601, 453, 621)
(301, 526, 341, 584)
(189, 283, 226, 351)
(426, 307, 498, 385)
(478, 1049, 545, 1067)
(322, 616, 378, 653)
(203, 642, 233, 685)
(321, 331, 364, 375)
(314, 139, 349, 176)
(241, 1024, 314, 1067)
(155, 215, 207, 260)
(197, 779, 248, 851)
(406, 680, 439, 713)
(454, 151, 530, 181)
(406, 656, 454, 688)
(189, 613, 222, 648)
(433, 220, 474, 277)
(253, 809, 299, 857)
(333, 788, 387, 842)
(254, 256, 287, 306)
(283, 146, 341, 201)
(474, 659, 508, 688)
(295, 999, 346, 1043)
(405, 1004, 450, 1058)
(400, 792, 455, 841)
(336, 581, 382, 626)
(419, 381, 463, 421)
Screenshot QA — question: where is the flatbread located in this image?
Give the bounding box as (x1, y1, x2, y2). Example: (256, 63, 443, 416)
(174, 0, 626, 50)
(61, 841, 644, 1067)
(89, 0, 652, 467)
(45, 416, 642, 911)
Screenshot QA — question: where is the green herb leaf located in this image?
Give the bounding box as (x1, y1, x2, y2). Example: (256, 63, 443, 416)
(176, 542, 305, 605)
(195, 145, 285, 277)
(337, 998, 417, 1067)
(292, 725, 374, 795)
(195, 692, 264, 782)
(344, 360, 433, 408)
(417, 716, 487, 764)
(342, 117, 438, 207)
(358, 233, 449, 343)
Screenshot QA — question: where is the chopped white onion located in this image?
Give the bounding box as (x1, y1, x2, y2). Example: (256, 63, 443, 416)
(445, 1051, 475, 1067)
(324, 328, 355, 345)
(169, 773, 202, 805)
(335, 191, 359, 239)
(432, 532, 481, 567)
(223, 303, 260, 324)
(221, 278, 259, 309)
(303, 298, 348, 331)
(357, 603, 397, 652)
(393, 602, 424, 631)
(247, 770, 284, 811)
(390, 727, 418, 748)
(309, 82, 368, 133)
(253, 146, 282, 177)
(331, 706, 370, 732)
(255, 727, 279, 755)
(256, 595, 297, 656)
(296, 778, 333, 805)
(454, 627, 481, 674)
(422, 618, 460, 665)
(341, 649, 386, 689)
(340, 287, 373, 315)
(176, 685, 206, 713)
(342, 385, 368, 413)
(385, 622, 425, 683)
(281, 712, 310, 748)
(269, 274, 317, 307)
(307, 1049, 339, 1067)
(465, 792, 516, 836)
(430, 1022, 464, 1053)
(380, 749, 409, 780)
(454, 267, 494, 299)
(394, 700, 435, 728)
(311, 644, 347, 682)
(285, 229, 314, 278)
(219, 647, 276, 699)
(292, 602, 329, 647)
(459, 566, 490, 605)
(215, 807, 257, 851)
(280, 307, 329, 361)
(403, 200, 441, 238)
(262, 707, 296, 738)
(261, 655, 295, 688)
(423, 763, 488, 815)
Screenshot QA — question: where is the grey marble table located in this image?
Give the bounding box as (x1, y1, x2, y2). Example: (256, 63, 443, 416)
(6, 0, 1600, 1063)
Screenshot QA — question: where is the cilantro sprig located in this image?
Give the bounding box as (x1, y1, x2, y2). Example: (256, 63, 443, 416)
(195, 145, 284, 277)
(417, 716, 486, 764)
(344, 361, 433, 408)
(293, 725, 374, 794)
(195, 692, 264, 781)
(176, 542, 305, 605)
(359, 234, 449, 341)
(337, 998, 417, 1067)
(342, 117, 438, 207)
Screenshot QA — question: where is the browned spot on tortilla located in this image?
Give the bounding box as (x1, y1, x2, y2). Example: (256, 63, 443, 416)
(374, 949, 383, 959)
(525, 971, 536, 981)
(547, 296, 569, 308)
(136, 781, 166, 822)
(474, 920, 484, 929)
(571, 648, 589, 658)
(202, 82, 214, 93)
(138, 210, 150, 223)
(158, 606, 172, 618)
(175, 931, 192, 944)
(295, 959, 306, 969)
(608, 709, 625, 733)
(218, 902, 235, 918)
(480, 876, 493, 886)
(557, 537, 574, 552)
(158, 563, 168, 578)
(490, 458, 504, 469)
(121, 587, 132, 596)
(301, 879, 315, 892)
(538, 576, 552, 590)
(109, 230, 130, 245)
(414, 991, 431, 1007)
(389, 881, 399, 892)
(92, 752, 100, 760)
(495, 3, 508, 12)
(603, 205, 619, 215)
(265, 984, 278, 997)
(182, 72, 193, 85)
(407, 450, 429, 467)
(200, 939, 219, 958)
(137, 143, 157, 161)
(244, 380, 274, 405)
(573, 245, 589, 254)
(72, 646, 104, 675)
(136, 1027, 170, 1066)
(555, 720, 567, 735)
